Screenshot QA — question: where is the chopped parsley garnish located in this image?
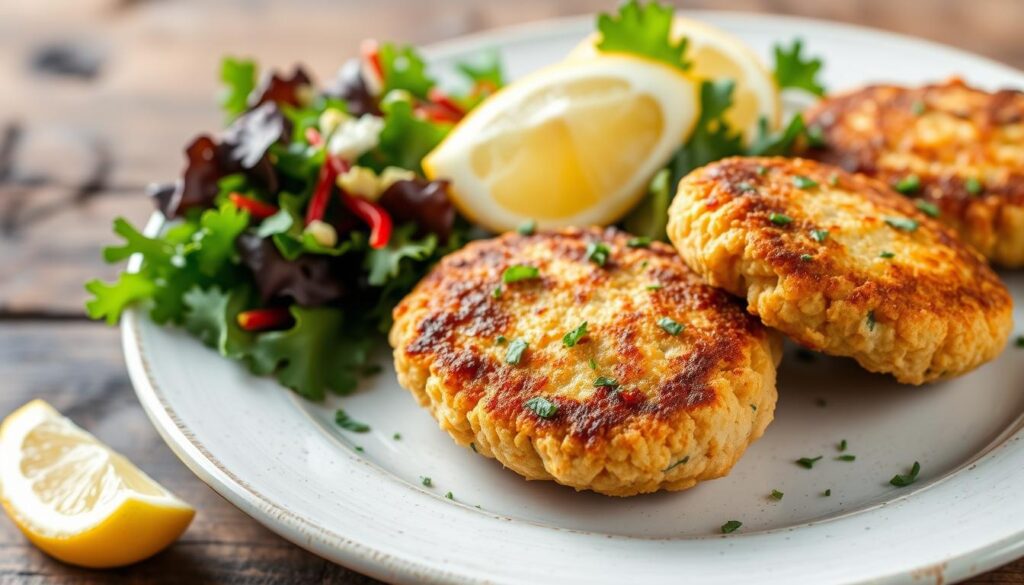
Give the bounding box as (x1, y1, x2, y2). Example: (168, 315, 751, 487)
(810, 229, 829, 243)
(773, 39, 825, 96)
(828, 173, 840, 187)
(879, 251, 895, 259)
(867, 311, 877, 331)
(770, 212, 794, 226)
(589, 358, 598, 370)
(335, 409, 370, 433)
(421, 476, 432, 487)
(393, 433, 402, 440)
(470, 442, 477, 452)
(806, 125, 826, 147)
(496, 335, 507, 344)
(627, 236, 652, 248)
(646, 284, 664, 291)
(884, 216, 919, 232)
(800, 254, 813, 262)
(562, 321, 588, 348)
(594, 376, 620, 389)
(751, 404, 757, 411)
(770, 489, 784, 501)
(838, 439, 848, 452)
(911, 100, 926, 116)
(890, 461, 921, 487)
(792, 175, 818, 189)
(505, 339, 528, 365)
(445, 491, 454, 500)
(737, 181, 757, 193)
(596, 0, 690, 71)
(965, 177, 984, 195)
(517, 220, 537, 235)
(756, 165, 768, 176)
(895, 174, 921, 194)
(836, 454, 856, 462)
(721, 520, 742, 534)
(492, 286, 502, 299)
(354, 446, 364, 452)
(796, 456, 823, 469)
(915, 200, 940, 217)
(524, 396, 559, 419)
(664, 456, 689, 471)
(586, 241, 612, 267)
(657, 316, 684, 335)
(502, 265, 540, 283)
(823, 489, 832, 497)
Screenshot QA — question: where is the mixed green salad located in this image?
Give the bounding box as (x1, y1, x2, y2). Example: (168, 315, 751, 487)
(86, 1, 825, 400)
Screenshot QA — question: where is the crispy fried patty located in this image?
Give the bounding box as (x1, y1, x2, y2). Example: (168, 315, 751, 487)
(668, 157, 1013, 385)
(390, 227, 781, 496)
(802, 79, 1024, 266)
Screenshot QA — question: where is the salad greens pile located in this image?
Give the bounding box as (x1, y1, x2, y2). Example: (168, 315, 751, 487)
(85, 0, 825, 401)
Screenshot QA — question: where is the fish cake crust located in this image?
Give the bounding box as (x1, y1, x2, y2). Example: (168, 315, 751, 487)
(390, 227, 781, 497)
(668, 156, 1013, 385)
(803, 79, 1024, 266)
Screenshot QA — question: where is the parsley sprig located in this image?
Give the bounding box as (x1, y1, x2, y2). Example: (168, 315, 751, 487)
(596, 0, 690, 71)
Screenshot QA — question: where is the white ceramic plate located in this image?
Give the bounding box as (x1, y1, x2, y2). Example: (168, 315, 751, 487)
(125, 12, 1024, 584)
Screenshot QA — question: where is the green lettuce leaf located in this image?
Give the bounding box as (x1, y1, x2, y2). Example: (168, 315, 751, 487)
(364, 223, 437, 286)
(369, 94, 450, 173)
(220, 57, 257, 121)
(378, 43, 435, 99)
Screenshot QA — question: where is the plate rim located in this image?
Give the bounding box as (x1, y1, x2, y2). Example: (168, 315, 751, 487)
(124, 11, 1024, 584)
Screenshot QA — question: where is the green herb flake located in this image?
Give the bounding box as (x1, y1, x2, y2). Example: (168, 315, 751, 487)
(965, 177, 984, 195)
(492, 286, 502, 299)
(880, 251, 895, 259)
(505, 339, 528, 365)
(657, 316, 684, 335)
(502, 264, 540, 283)
(335, 409, 370, 433)
(829, 173, 840, 187)
(586, 241, 612, 267)
(796, 456, 823, 469)
(889, 461, 921, 487)
(751, 404, 758, 412)
(664, 455, 690, 471)
(393, 433, 402, 440)
(589, 358, 598, 370)
(721, 520, 742, 534)
(421, 476, 432, 487)
(800, 254, 813, 262)
(885, 216, 919, 232)
(562, 321, 589, 348)
(445, 491, 454, 500)
(496, 335, 507, 345)
(524, 396, 559, 419)
(895, 174, 921, 194)
(823, 489, 832, 497)
(1016, 335, 1024, 348)
(770, 489, 784, 501)
(756, 165, 768, 176)
(354, 446, 364, 452)
(810, 229, 829, 243)
(627, 236, 652, 248)
(911, 100, 926, 116)
(915, 199, 940, 218)
(594, 376, 620, 389)
(470, 442, 477, 453)
(836, 454, 856, 462)
(806, 125, 826, 147)
(517, 220, 537, 236)
(838, 439, 848, 452)
(770, 212, 794, 226)
(792, 175, 819, 190)
(867, 310, 877, 331)
(737, 181, 757, 193)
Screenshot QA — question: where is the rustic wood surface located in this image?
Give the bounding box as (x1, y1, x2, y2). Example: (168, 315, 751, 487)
(1, 0, 1023, 583)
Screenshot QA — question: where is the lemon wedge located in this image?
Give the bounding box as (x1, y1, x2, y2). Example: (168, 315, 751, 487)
(423, 54, 698, 232)
(0, 400, 194, 568)
(569, 16, 780, 142)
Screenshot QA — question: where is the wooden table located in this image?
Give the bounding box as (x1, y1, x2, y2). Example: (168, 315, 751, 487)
(2, 0, 1022, 582)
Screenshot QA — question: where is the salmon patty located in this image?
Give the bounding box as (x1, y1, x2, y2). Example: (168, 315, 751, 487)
(802, 79, 1024, 266)
(667, 157, 1013, 385)
(390, 227, 781, 496)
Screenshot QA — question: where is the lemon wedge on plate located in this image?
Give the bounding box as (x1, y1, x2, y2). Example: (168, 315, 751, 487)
(423, 54, 698, 232)
(569, 16, 780, 142)
(0, 400, 194, 568)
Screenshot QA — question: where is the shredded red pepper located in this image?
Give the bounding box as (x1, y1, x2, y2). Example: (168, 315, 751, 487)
(360, 39, 384, 82)
(340, 191, 393, 249)
(228, 192, 279, 219)
(237, 307, 294, 331)
(428, 87, 466, 120)
(305, 126, 322, 147)
(304, 157, 350, 225)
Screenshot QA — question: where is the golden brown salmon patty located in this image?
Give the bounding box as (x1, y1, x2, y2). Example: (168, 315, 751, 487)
(668, 157, 1013, 385)
(390, 227, 781, 497)
(802, 79, 1024, 266)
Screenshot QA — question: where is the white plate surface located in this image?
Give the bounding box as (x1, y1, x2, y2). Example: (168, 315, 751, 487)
(125, 12, 1024, 584)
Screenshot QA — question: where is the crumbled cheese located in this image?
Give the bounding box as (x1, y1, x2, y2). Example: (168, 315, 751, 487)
(327, 114, 385, 161)
(379, 166, 416, 191)
(318, 108, 351, 138)
(304, 220, 338, 248)
(337, 166, 382, 200)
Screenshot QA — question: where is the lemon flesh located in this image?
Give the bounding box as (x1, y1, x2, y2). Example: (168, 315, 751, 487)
(1, 400, 194, 568)
(425, 55, 697, 232)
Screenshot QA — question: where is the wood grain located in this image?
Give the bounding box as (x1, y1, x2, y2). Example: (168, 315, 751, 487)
(1, 0, 1023, 583)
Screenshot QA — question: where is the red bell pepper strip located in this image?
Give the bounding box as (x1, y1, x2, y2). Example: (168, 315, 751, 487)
(339, 191, 392, 249)
(237, 307, 294, 331)
(305, 126, 322, 147)
(228, 192, 279, 219)
(428, 87, 466, 120)
(361, 39, 384, 82)
(304, 157, 350, 225)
